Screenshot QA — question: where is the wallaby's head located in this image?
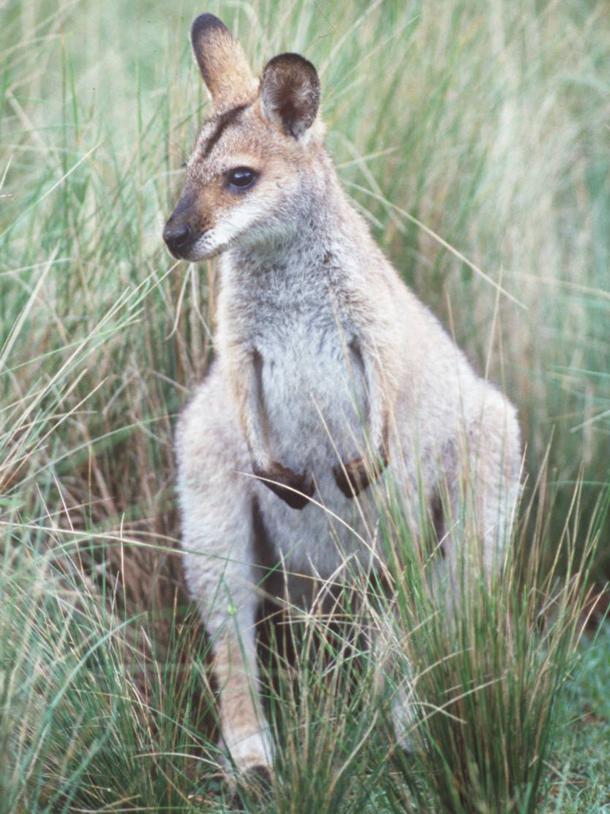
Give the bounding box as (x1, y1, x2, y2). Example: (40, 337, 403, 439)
(163, 14, 323, 261)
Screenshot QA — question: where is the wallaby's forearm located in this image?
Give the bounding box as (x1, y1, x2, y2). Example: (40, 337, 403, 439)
(230, 345, 315, 509)
(362, 343, 392, 458)
(334, 334, 393, 497)
(232, 347, 270, 472)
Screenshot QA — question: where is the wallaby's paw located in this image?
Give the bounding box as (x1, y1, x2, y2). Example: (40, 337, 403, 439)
(254, 461, 315, 509)
(333, 454, 387, 498)
(230, 765, 273, 809)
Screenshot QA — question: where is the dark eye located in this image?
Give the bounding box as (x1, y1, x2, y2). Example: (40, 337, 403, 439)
(225, 166, 258, 191)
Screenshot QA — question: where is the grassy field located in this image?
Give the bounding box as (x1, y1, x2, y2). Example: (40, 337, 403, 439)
(1, 0, 609, 811)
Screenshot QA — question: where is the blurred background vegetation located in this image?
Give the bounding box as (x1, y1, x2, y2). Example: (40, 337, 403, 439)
(0, 0, 608, 811)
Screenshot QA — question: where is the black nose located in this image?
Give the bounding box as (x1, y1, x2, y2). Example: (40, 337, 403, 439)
(163, 222, 192, 255)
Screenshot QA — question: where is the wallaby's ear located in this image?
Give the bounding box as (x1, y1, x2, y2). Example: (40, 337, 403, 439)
(191, 14, 257, 111)
(260, 53, 320, 139)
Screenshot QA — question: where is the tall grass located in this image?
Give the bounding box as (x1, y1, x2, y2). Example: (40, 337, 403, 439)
(382, 475, 605, 813)
(1, 0, 608, 811)
(0, 475, 604, 812)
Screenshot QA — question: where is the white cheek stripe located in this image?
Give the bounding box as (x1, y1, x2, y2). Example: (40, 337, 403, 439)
(189, 198, 266, 260)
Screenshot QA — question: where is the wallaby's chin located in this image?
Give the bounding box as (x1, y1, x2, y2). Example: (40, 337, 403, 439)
(182, 232, 228, 262)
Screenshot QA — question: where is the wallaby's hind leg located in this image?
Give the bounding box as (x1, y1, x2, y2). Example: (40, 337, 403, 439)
(371, 607, 418, 753)
(442, 389, 522, 592)
(176, 373, 273, 775)
(390, 392, 521, 748)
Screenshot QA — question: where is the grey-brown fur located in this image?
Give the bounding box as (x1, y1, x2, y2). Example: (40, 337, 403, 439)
(164, 13, 522, 778)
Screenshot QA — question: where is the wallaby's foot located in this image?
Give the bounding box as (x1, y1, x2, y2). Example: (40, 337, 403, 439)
(223, 726, 274, 807)
(230, 765, 273, 809)
(253, 461, 315, 509)
(333, 453, 388, 498)
(224, 726, 274, 774)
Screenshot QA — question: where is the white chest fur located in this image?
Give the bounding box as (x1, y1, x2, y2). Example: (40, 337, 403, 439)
(219, 250, 370, 478)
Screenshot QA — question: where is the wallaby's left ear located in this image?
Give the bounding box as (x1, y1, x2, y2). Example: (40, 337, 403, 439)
(260, 53, 320, 139)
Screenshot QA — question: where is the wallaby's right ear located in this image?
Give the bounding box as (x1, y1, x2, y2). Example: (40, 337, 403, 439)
(191, 14, 256, 111)
(260, 53, 320, 139)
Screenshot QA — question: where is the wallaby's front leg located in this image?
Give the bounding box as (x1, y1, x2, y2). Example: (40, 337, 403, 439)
(234, 347, 315, 509)
(334, 340, 391, 498)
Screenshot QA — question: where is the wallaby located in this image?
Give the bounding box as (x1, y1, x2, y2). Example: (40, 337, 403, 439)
(164, 13, 521, 786)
